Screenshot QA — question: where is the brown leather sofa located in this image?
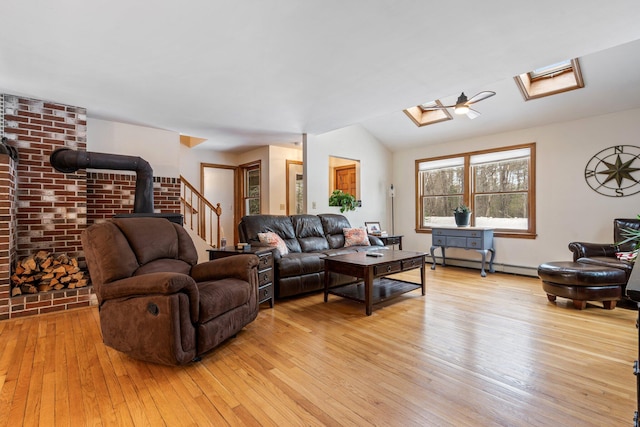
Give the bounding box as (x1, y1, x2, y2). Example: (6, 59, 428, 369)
(82, 217, 260, 365)
(238, 213, 384, 298)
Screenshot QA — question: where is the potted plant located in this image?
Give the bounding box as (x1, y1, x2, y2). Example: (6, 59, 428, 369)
(453, 204, 472, 227)
(328, 189, 357, 213)
(618, 216, 640, 262)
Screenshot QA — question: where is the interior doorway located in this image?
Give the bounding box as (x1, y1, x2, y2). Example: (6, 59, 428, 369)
(286, 160, 304, 215)
(201, 163, 238, 245)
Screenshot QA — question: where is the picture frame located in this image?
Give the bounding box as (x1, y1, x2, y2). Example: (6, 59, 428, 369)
(365, 221, 382, 235)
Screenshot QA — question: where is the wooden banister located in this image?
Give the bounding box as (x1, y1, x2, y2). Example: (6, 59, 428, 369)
(180, 176, 222, 248)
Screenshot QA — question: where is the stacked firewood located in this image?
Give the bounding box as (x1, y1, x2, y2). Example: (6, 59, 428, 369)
(11, 251, 88, 296)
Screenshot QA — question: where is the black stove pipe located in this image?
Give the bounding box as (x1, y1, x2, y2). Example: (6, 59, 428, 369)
(49, 148, 154, 213)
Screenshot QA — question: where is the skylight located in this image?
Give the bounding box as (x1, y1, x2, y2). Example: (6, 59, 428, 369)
(419, 101, 439, 111)
(528, 60, 573, 80)
(514, 58, 584, 100)
(403, 100, 452, 127)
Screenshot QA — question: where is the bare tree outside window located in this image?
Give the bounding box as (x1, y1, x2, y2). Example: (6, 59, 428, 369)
(420, 162, 464, 227)
(245, 167, 260, 215)
(473, 156, 529, 229)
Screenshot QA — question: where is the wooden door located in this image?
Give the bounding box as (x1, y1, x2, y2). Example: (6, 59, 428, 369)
(335, 165, 356, 196)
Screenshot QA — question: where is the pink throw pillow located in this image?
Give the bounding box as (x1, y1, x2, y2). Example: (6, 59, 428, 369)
(257, 231, 289, 255)
(343, 227, 370, 247)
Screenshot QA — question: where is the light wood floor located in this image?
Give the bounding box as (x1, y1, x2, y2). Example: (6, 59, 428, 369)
(0, 266, 637, 426)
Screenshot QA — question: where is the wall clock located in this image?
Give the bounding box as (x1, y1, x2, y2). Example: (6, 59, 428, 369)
(584, 145, 640, 197)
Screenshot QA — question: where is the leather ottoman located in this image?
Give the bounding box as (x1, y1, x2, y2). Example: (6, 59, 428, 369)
(537, 261, 626, 310)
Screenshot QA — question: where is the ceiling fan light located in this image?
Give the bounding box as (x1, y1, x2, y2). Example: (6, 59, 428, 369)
(454, 105, 469, 115)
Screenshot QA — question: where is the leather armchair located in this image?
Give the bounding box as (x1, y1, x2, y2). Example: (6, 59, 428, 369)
(568, 218, 640, 285)
(81, 217, 259, 365)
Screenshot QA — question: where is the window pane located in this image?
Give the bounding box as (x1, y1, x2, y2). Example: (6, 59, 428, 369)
(474, 158, 528, 193)
(470, 148, 530, 164)
(295, 176, 304, 214)
(422, 195, 463, 227)
(244, 167, 260, 215)
(421, 166, 464, 196)
(247, 198, 260, 215)
(474, 193, 528, 229)
(247, 169, 260, 196)
(418, 157, 464, 170)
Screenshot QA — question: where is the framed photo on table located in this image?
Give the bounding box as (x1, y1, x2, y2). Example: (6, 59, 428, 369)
(365, 221, 381, 236)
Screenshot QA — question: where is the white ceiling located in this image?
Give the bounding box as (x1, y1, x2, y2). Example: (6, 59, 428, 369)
(2, 1, 640, 152)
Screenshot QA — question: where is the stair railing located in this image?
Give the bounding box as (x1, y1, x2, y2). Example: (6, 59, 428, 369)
(180, 176, 222, 248)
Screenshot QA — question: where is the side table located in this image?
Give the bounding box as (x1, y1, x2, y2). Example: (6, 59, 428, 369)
(430, 227, 495, 277)
(208, 247, 275, 308)
(378, 235, 403, 250)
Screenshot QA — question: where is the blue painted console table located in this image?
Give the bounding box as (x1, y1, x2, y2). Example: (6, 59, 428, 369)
(430, 226, 496, 277)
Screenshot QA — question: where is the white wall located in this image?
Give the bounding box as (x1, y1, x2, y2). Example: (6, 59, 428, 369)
(179, 144, 238, 190)
(268, 145, 303, 214)
(237, 146, 270, 214)
(87, 118, 180, 177)
(393, 108, 640, 272)
(306, 125, 393, 230)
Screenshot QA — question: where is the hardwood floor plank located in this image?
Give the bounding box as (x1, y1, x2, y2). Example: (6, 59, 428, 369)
(23, 338, 44, 427)
(6, 318, 37, 426)
(0, 267, 637, 426)
(234, 348, 344, 427)
(120, 361, 165, 426)
(185, 363, 245, 425)
(142, 363, 200, 426)
(70, 309, 107, 425)
(53, 315, 70, 427)
(62, 310, 87, 426)
(39, 372, 56, 427)
(154, 364, 218, 426)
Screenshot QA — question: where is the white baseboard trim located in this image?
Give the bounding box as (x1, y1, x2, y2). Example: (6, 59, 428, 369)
(428, 257, 539, 277)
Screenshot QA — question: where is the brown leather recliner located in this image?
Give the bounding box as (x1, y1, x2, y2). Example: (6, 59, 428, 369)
(568, 218, 640, 296)
(81, 217, 259, 365)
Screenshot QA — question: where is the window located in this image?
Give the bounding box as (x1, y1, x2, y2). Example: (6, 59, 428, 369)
(514, 58, 584, 101)
(416, 143, 536, 238)
(241, 162, 261, 216)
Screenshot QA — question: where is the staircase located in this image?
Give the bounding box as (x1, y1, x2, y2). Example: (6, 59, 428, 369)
(180, 176, 222, 249)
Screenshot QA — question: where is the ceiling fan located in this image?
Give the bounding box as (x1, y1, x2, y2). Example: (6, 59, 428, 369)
(421, 91, 496, 119)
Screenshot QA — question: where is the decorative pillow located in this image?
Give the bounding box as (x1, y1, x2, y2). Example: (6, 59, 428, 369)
(616, 251, 638, 262)
(343, 227, 370, 247)
(257, 231, 289, 255)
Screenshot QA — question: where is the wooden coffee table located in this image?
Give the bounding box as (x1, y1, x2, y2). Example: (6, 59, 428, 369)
(323, 250, 426, 315)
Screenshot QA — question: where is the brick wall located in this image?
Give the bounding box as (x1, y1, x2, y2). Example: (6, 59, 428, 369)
(3, 95, 88, 260)
(87, 173, 180, 223)
(0, 154, 16, 320)
(1, 94, 181, 320)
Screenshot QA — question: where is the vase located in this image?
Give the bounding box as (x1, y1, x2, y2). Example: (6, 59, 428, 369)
(454, 212, 471, 227)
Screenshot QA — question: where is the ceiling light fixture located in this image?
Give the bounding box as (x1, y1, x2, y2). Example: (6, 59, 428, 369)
(454, 105, 469, 115)
(417, 90, 495, 120)
(453, 93, 470, 114)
